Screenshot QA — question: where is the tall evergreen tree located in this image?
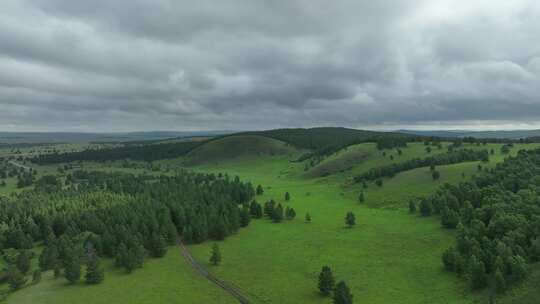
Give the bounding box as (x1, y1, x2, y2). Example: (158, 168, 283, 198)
(85, 253, 104, 284)
(358, 192, 365, 204)
(272, 204, 284, 223)
(16, 250, 31, 274)
(305, 212, 312, 223)
(333, 281, 353, 304)
(8, 266, 27, 291)
(345, 212, 356, 228)
(149, 233, 167, 258)
(256, 185, 264, 195)
(65, 257, 81, 284)
(318, 266, 335, 296)
(210, 243, 221, 266)
(285, 192, 291, 201)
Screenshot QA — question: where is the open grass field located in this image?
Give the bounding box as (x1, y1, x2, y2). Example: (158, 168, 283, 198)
(2, 140, 539, 303)
(5, 247, 236, 304)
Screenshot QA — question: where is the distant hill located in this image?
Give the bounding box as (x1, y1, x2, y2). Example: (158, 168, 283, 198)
(0, 131, 234, 144)
(237, 127, 416, 158)
(184, 135, 296, 165)
(398, 129, 540, 139)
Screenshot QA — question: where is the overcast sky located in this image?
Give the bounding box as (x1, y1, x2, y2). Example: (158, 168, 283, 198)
(1, 0, 540, 132)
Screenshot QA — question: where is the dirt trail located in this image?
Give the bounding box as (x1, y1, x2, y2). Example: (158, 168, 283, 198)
(177, 238, 252, 304)
(8, 161, 31, 170)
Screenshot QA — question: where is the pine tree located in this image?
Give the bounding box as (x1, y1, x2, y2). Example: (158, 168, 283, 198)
(85, 253, 104, 284)
(358, 192, 364, 203)
(256, 185, 264, 195)
(240, 206, 251, 227)
(333, 281, 353, 304)
(285, 192, 291, 201)
(318, 266, 335, 296)
(272, 204, 284, 223)
(493, 268, 506, 293)
(408, 200, 416, 213)
(149, 233, 167, 258)
(32, 269, 42, 284)
(16, 250, 31, 274)
(54, 263, 62, 278)
(65, 256, 81, 284)
(345, 212, 356, 228)
(8, 266, 27, 291)
(39, 244, 59, 270)
(210, 243, 221, 266)
(305, 212, 311, 223)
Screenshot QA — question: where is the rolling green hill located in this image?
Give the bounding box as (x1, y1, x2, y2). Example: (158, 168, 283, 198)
(184, 135, 298, 165)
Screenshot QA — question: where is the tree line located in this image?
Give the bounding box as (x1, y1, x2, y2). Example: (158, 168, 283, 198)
(354, 149, 489, 183)
(0, 170, 255, 289)
(410, 148, 540, 294)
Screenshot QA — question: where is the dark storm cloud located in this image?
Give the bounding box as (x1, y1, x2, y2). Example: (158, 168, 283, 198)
(1, 0, 540, 131)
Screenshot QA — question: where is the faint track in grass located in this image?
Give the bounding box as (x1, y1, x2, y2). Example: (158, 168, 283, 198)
(177, 237, 260, 304)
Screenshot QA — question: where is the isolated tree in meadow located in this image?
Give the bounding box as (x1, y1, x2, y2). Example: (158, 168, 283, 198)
(16, 250, 31, 274)
(333, 281, 353, 304)
(432, 170, 440, 180)
(358, 192, 365, 204)
(210, 243, 221, 266)
(362, 181, 367, 189)
(256, 184, 264, 195)
(85, 253, 104, 284)
(430, 163, 436, 171)
(408, 200, 416, 213)
(345, 212, 356, 228)
(375, 179, 383, 187)
(426, 146, 432, 154)
(318, 266, 335, 296)
(305, 212, 312, 223)
(285, 192, 291, 201)
(8, 266, 27, 291)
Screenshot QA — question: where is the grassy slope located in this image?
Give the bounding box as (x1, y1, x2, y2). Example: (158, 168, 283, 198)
(184, 135, 297, 166)
(306, 142, 448, 178)
(3, 141, 538, 303)
(189, 155, 474, 304)
(5, 248, 235, 304)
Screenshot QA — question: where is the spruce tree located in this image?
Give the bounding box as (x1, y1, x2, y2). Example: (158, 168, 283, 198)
(318, 266, 335, 296)
(358, 192, 364, 203)
(149, 233, 167, 258)
(493, 269, 506, 293)
(8, 266, 27, 291)
(16, 250, 31, 274)
(256, 185, 264, 195)
(85, 253, 104, 284)
(345, 212, 356, 228)
(333, 281, 353, 304)
(305, 212, 312, 223)
(65, 257, 81, 284)
(272, 204, 284, 223)
(32, 269, 42, 284)
(240, 206, 251, 227)
(285, 192, 291, 201)
(408, 200, 416, 213)
(210, 243, 221, 266)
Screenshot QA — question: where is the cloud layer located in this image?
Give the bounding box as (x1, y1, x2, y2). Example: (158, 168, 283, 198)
(1, 0, 540, 131)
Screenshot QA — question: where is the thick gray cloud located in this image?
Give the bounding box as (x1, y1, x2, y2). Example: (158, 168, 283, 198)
(1, 0, 540, 131)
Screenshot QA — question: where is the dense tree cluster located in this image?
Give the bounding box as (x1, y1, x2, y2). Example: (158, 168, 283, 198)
(414, 148, 540, 292)
(354, 149, 489, 183)
(30, 141, 202, 164)
(0, 170, 255, 286)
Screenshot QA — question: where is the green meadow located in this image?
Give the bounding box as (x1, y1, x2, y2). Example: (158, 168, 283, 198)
(2, 138, 538, 303)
